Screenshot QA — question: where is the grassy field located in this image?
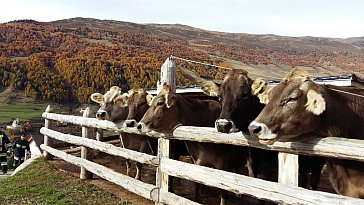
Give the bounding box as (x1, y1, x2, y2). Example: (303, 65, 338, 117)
(0, 157, 128, 205)
(0, 101, 60, 125)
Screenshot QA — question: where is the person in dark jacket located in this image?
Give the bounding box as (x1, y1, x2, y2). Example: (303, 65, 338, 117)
(0, 130, 10, 174)
(12, 134, 30, 168)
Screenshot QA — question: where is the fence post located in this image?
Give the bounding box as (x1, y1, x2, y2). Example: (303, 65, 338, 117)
(96, 128, 103, 141)
(155, 137, 170, 204)
(43, 105, 53, 160)
(157, 56, 176, 93)
(80, 107, 93, 179)
(278, 152, 298, 186)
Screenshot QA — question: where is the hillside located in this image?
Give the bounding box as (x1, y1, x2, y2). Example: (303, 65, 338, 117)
(0, 17, 363, 104)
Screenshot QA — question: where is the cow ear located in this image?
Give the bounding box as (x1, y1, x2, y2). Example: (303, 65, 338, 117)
(165, 93, 176, 108)
(251, 78, 272, 104)
(305, 90, 326, 115)
(201, 81, 219, 97)
(90, 93, 104, 104)
(257, 92, 270, 105)
(146, 94, 154, 106)
(251, 78, 266, 95)
(114, 93, 129, 107)
(179, 66, 220, 97)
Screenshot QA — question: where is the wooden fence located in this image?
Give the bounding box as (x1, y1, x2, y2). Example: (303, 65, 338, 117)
(39, 105, 364, 205)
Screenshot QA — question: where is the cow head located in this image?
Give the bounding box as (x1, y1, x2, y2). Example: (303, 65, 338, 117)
(124, 88, 154, 127)
(90, 86, 129, 121)
(181, 67, 262, 133)
(248, 68, 326, 145)
(137, 84, 181, 133)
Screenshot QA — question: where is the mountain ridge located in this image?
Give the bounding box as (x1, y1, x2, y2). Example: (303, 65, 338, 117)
(1, 17, 363, 103)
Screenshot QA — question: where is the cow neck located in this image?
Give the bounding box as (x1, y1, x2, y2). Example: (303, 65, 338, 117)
(317, 85, 364, 139)
(175, 94, 217, 127)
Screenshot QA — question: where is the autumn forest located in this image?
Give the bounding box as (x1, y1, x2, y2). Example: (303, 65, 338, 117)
(1, 18, 363, 104)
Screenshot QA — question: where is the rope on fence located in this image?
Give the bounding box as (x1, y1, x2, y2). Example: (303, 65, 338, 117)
(171, 55, 280, 80)
(329, 87, 364, 99)
(171, 55, 233, 70)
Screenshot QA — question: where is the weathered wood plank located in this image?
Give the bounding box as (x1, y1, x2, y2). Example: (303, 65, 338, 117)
(160, 157, 363, 205)
(40, 127, 158, 166)
(42, 112, 165, 137)
(42, 112, 364, 162)
(96, 128, 103, 141)
(40, 145, 199, 205)
(155, 138, 170, 205)
(43, 105, 53, 159)
(81, 107, 93, 179)
(278, 153, 299, 186)
(64, 139, 120, 154)
(41, 144, 154, 199)
(172, 126, 364, 162)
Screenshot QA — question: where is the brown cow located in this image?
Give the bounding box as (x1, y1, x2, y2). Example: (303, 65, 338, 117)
(137, 84, 249, 205)
(91, 86, 128, 121)
(90, 86, 155, 180)
(249, 68, 364, 198)
(182, 67, 324, 190)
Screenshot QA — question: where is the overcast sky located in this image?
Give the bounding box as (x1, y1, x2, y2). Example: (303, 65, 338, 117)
(1, 0, 363, 38)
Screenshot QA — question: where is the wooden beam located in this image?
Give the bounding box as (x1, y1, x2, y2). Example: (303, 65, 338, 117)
(160, 157, 362, 205)
(40, 127, 158, 166)
(155, 138, 170, 204)
(43, 105, 53, 160)
(80, 107, 93, 180)
(278, 153, 299, 186)
(40, 145, 199, 205)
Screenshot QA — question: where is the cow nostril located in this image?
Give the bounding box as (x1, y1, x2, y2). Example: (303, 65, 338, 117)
(253, 126, 262, 134)
(248, 124, 263, 136)
(100, 112, 106, 117)
(252, 125, 262, 134)
(126, 120, 136, 127)
(136, 123, 143, 131)
(224, 121, 232, 131)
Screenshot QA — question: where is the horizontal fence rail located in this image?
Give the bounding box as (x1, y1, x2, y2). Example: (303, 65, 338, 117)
(40, 144, 198, 205)
(40, 127, 364, 204)
(42, 112, 364, 162)
(42, 109, 364, 204)
(160, 157, 362, 205)
(40, 127, 158, 166)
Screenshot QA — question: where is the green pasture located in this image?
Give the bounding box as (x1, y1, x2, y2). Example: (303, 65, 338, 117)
(0, 101, 60, 125)
(0, 157, 127, 205)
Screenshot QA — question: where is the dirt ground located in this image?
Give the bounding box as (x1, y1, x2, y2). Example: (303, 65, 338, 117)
(49, 148, 336, 205)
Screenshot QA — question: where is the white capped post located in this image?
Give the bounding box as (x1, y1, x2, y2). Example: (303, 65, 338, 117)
(157, 56, 176, 93)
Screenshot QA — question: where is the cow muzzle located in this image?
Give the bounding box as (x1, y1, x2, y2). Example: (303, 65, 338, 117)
(215, 119, 238, 133)
(248, 121, 277, 145)
(96, 110, 107, 120)
(136, 122, 149, 133)
(124, 119, 137, 127)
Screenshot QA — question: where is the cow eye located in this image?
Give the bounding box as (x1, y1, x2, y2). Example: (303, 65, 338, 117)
(156, 101, 164, 107)
(286, 96, 298, 104)
(217, 94, 222, 101)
